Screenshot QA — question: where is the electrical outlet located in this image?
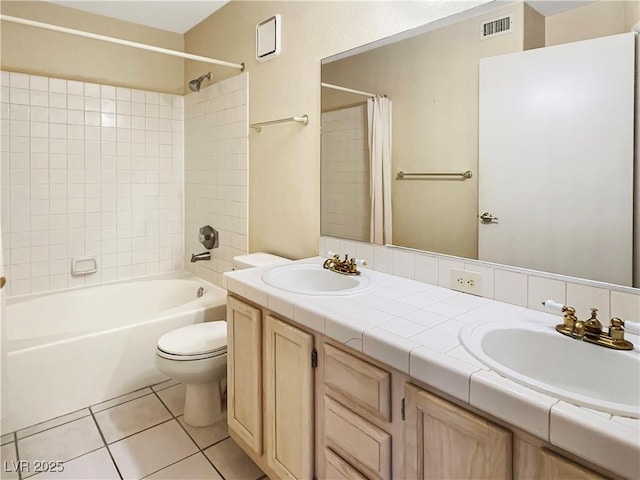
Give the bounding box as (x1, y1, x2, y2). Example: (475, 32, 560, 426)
(450, 269, 483, 296)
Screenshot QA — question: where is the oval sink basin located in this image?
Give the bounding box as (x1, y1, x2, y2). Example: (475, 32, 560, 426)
(460, 319, 640, 418)
(262, 264, 374, 296)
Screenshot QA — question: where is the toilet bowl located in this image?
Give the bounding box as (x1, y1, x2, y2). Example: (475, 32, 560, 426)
(155, 321, 227, 427)
(155, 252, 292, 427)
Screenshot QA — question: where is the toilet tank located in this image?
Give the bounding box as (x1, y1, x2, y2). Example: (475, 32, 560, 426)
(232, 253, 292, 270)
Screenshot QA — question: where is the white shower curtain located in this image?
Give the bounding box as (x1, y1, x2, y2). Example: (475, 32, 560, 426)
(367, 96, 392, 244)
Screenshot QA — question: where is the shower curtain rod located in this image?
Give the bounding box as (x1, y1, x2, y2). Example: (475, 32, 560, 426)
(0, 14, 245, 71)
(321, 82, 378, 98)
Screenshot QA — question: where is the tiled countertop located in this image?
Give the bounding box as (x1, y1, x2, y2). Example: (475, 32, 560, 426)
(224, 257, 640, 479)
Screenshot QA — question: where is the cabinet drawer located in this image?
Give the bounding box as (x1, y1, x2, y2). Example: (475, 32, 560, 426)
(324, 396, 391, 479)
(325, 448, 369, 480)
(324, 343, 391, 422)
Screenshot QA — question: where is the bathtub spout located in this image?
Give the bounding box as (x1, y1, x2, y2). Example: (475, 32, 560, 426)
(191, 251, 211, 263)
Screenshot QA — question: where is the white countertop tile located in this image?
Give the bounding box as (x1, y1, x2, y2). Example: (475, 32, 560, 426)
(410, 346, 481, 403)
(470, 370, 557, 441)
(409, 329, 460, 353)
(551, 402, 640, 479)
(325, 313, 371, 348)
(401, 309, 449, 329)
(344, 307, 397, 326)
(378, 317, 428, 338)
(362, 327, 420, 373)
(224, 256, 640, 477)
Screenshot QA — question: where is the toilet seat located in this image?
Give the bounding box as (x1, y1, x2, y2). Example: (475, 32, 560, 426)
(157, 321, 227, 361)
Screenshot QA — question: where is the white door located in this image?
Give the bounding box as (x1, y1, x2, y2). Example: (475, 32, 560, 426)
(478, 33, 635, 286)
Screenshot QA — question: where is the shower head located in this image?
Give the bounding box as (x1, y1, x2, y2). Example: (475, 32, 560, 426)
(188, 72, 211, 92)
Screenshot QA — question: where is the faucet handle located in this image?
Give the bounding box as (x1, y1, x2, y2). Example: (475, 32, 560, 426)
(609, 318, 626, 341)
(354, 258, 367, 267)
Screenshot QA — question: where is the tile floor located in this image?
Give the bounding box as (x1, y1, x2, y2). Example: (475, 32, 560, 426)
(1, 380, 266, 480)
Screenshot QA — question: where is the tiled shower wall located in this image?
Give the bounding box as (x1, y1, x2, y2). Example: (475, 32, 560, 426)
(184, 73, 248, 287)
(321, 105, 369, 242)
(0, 71, 184, 297)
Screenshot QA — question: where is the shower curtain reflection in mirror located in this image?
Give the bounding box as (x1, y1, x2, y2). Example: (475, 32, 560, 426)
(367, 96, 392, 244)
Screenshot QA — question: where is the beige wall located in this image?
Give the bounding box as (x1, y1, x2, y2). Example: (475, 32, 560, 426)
(0, 1, 184, 94)
(546, 1, 638, 46)
(185, 0, 491, 260)
(321, 3, 525, 259)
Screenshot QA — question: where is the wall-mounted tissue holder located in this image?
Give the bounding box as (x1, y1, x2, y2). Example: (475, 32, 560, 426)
(199, 226, 219, 250)
(71, 256, 97, 276)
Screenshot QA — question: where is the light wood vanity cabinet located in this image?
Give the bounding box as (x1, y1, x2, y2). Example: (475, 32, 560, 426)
(513, 437, 607, 479)
(319, 341, 401, 480)
(226, 296, 314, 480)
(404, 384, 512, 479)
(228, 294, 612, 480)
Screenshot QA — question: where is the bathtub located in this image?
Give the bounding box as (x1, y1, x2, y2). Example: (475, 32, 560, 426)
(1, 272, 226, 433)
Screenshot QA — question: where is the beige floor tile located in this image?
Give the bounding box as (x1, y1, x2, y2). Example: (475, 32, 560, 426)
(177, 416, 229, 449)
(0, 434, 14, 446)
(151, 379, 180, 392)
(17, 410, 91, 439)
(204, 438, 263, 480)
(30, 448, 119, 480)
(94, 394, 171, 444)
(17, 417, 103, 479)
(109, 420, 198, 480)
(155, 384, 186, 417)
(91, 388, 154, 414)
(145, 453, 222, 480)
(1, 442, 19, 480)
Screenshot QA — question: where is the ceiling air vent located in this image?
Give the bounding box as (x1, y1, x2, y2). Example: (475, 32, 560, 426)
(480, 14, 514, 40)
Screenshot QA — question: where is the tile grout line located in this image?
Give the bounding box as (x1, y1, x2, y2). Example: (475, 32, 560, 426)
(10, 407, 91, 441)
(88, 409, 123, 480)
(7, 381, 164, 441)
(104, 417, 175, 446)
(152, 389, 229, 480)
(138, 452, 203, 480)
(91, 391, 156, 415)
(14, 431, 22, 480)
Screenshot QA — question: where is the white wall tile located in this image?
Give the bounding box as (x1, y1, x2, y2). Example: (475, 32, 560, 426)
(2, 71, 184, 297)
(183, 73, 247, 287)
(528, 276, 566, 312)
(566, 283, 610, 322)
(494, 269, 528, 307)
(611, 291, 640, 323)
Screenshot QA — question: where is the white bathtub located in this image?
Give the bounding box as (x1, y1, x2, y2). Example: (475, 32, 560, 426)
(1, 273, 226, 433)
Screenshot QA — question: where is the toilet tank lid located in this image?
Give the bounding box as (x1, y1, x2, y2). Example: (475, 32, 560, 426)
(232, 253, 292, 269)
(157, 321, 226, 356)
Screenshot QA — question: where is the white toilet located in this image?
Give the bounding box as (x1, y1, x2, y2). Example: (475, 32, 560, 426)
(155, 253, 291, 427)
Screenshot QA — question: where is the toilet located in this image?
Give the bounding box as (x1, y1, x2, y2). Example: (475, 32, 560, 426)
(155, 253, 291, 427)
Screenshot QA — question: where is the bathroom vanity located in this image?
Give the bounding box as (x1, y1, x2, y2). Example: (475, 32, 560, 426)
(224, 259, 639, 480)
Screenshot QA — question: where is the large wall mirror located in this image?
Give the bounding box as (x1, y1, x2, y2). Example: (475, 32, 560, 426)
(321, 0, 639, 288)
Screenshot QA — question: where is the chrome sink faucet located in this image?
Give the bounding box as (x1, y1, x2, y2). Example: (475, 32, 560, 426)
(543, 301, 634, 351)
(191, 251, 211, 263)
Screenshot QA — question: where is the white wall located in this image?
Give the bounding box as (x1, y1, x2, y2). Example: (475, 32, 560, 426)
(321, 105, 369, 242)
(1, 71, 184, 297)
(184, 73, 248, 287)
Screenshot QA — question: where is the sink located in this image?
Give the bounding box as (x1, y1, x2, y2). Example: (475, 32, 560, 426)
(262, 264, 374, 296)
(460, 319, 640, 418)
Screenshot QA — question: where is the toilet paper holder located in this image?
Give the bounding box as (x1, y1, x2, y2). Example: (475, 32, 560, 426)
(199, 226, 219, 250)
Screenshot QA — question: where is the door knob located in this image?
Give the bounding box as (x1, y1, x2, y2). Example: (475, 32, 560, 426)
(480, 212, 499, 223)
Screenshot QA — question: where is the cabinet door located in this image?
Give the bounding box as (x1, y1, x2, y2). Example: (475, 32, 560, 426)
(514, 438, 606, 479)
(405, 384, 512, 480)
(227, 296, 263, 455)
(264, 314, 314, 479)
